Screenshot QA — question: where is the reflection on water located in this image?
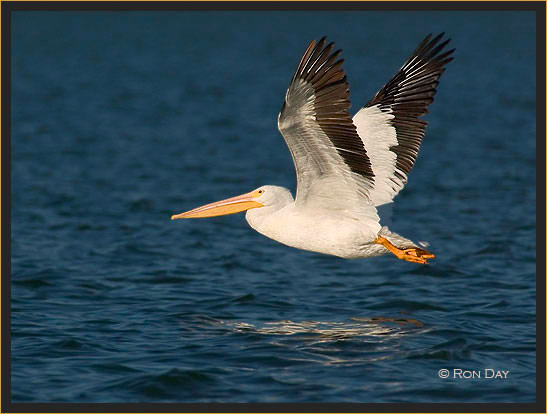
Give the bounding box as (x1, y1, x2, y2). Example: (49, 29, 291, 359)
(223, 317, 425, 340)
(354, 316, 424, 327)
(195, 317, 432, 366)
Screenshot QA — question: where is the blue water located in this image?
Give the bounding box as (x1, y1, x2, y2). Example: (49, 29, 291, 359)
(10, 11, 536, 403)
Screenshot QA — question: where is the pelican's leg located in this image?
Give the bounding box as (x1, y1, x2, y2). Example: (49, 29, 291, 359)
(374, 236, 435, 264)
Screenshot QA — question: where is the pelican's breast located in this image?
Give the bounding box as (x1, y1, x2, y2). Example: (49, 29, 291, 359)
(248, 203, 381, 258)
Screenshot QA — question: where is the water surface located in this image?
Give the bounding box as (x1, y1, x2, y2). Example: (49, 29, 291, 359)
(11, 11, 536, 403)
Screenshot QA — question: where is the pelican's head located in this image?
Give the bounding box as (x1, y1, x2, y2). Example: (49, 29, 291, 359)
(171, 185, 292, 220)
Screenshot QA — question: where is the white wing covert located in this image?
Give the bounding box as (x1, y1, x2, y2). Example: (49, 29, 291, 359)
(353, 33, 455, 206)
(278, 37, 375, 209)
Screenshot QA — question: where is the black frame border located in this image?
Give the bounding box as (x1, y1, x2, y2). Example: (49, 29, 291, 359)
(1, 1, 545, 413)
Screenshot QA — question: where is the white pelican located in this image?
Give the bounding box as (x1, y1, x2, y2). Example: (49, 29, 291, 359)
(172, 34, 454, 264)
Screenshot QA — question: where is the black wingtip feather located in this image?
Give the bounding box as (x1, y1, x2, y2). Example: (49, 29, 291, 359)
(365, 33, 454, 178)
(283, 37, 375, 183)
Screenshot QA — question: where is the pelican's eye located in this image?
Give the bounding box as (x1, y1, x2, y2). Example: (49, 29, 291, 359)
(258, 189, 264, 194)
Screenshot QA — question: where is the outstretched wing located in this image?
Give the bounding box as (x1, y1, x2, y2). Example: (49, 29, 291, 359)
(353, 33, 455, 206)
(278, 37, 375, 209)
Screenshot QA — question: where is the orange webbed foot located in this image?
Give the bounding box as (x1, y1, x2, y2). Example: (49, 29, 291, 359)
(374, 236, 435, 264)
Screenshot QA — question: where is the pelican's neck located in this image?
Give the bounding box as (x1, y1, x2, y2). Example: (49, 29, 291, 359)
(245, 187, 294, 232)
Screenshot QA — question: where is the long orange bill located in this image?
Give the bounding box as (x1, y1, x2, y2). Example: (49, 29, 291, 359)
(171, 190, 263, 219)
